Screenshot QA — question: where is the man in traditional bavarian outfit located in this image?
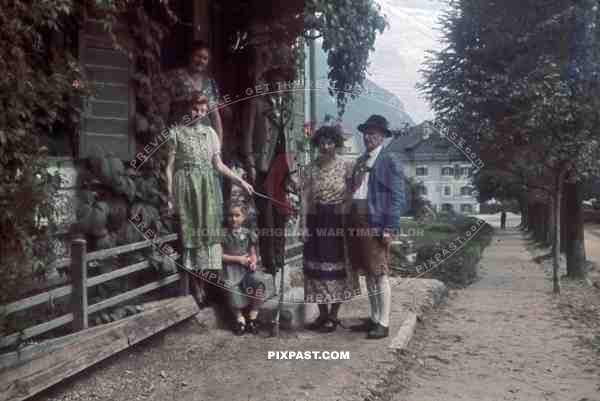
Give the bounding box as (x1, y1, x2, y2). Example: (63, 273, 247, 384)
(348, 115, 406, 339)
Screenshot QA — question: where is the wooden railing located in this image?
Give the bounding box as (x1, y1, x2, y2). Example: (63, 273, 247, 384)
(0, 235, 304, 350)
(0, 233, 182, 350)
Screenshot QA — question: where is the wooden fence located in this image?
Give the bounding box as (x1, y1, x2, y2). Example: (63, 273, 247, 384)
(0, 233, 303, 401)
(0, 234, 304, 351)
(0, 233, 183, 350)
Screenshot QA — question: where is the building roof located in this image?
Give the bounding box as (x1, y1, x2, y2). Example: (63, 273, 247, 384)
(386, 133, 472, 162)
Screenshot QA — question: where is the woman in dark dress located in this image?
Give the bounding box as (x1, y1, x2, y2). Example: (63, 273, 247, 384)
(300, 126, 359, 332)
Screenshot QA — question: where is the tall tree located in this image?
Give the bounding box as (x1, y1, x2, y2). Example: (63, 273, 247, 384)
(420, 0, 600, 291)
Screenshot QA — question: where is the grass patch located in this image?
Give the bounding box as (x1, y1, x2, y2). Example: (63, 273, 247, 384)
(400, 217, 487, 247)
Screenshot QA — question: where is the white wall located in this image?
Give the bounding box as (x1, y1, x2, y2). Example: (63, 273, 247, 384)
(408, 160, 480, 214)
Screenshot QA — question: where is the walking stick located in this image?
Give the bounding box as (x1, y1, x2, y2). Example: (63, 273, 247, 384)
(252, 190, 291, 337)
(271, 264, 285, 337)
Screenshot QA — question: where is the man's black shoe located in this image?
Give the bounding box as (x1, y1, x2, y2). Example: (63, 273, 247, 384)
(366, 323, 389, 339)
(350, 318, 376, 332)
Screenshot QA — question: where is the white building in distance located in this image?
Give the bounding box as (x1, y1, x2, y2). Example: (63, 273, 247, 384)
(341, 123, 480, 214)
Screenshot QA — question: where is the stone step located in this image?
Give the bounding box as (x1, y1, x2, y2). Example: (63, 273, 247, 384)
(257, 287, 318, 330)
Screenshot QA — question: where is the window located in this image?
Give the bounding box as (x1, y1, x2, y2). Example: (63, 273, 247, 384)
(444, 186, 451, 196)
(416, 167, 428, 176)
(441, 167, 454, 176)
(79, 18, 134, 160)
(417, 185, 428, 196)
(460, 167, 472, 177)
(461, 204, 473, 213)
(460, 186, 473, 196)
(441, 203, 453, 212)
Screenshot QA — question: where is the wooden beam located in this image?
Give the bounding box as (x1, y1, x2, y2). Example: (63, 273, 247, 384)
(0, 296, 198, 401)
(87, 273, 180, 315)
(86, 260, 150, 288)
(86, 233, 178, 261)
(193, 0, 210, 42)
(0, 285, 72, 316)
(0, 314, 74, 349)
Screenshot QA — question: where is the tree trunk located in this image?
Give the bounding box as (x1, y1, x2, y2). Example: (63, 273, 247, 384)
(552, 193, 561, 294)
(546, 201, 555, 246)
(519, 197, 528, 229)
(527, 202, 535, 232)
(564, 182, 587, 279)
(560, 184, 568, 253)
(535, 203, 547, 243)
(552, 164, 569, 294)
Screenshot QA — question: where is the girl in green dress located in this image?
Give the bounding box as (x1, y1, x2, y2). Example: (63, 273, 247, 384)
(222, 202, 268, 335)
(166, 96, 253, 305)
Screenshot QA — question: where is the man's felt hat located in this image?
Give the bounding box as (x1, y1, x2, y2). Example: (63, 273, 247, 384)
(357, 114, 392, 137)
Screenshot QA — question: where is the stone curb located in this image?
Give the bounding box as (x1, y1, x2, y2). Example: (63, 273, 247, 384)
(388, 278, 448, 350)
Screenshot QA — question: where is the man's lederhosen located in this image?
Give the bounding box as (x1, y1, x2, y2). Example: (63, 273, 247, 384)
(348, 199, 391, 276)
(348, 159, 390, 276)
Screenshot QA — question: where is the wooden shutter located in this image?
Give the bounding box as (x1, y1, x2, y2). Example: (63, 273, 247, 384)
(79, 18, 134, 160)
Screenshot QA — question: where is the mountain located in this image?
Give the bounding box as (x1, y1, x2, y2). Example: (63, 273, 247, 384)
(315, 47, 414, 151)
(367, 0, 448, 123)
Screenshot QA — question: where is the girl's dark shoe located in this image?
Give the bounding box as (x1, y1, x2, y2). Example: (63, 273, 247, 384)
(319, 318, 342, 333)
(233, 321, 246, 336)
(305, 316, 328, 331)
(247, 319, 259, 334)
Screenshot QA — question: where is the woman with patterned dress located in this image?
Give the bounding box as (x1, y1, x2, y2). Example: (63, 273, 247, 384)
(166, 95, 253, 305)
(168, 40, 223, 140)
(300, 126, 359, 332)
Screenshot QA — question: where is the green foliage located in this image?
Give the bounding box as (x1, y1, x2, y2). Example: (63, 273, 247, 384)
(0, 0, 85, 306)
(420, 0, 600, 202)
(404, 177, 432, 217)
(305, 0, 388, 112)
(428, 223, 457, 233)
(217, 0, 387, 113)
(415, 220, 492, 287)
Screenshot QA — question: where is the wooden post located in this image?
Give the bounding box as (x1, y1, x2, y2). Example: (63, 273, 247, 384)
(71, 238, 88, 330)
(179, 269, 190, 296)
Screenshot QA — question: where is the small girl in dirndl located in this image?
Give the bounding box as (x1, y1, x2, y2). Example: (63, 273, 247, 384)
(222, 202, 267, 335)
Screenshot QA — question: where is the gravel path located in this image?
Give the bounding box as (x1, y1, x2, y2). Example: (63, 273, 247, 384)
(30, 221, 600, 401)
(34, 278, 445, 401)
(377, 228, 600, 401)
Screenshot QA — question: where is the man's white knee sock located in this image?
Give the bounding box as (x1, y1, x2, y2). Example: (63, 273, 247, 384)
(376, 274, 391, 328)
(366, 274, 379, 323)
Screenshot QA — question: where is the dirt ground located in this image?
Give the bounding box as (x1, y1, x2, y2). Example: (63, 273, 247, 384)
(31, 219, 600, 401)
(373, 227, 600, 401)
(34, 278, 445, 401)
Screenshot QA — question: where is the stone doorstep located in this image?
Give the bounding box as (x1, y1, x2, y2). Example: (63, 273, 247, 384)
(256, 287, 319, 330)
(256, 277, 447, 332)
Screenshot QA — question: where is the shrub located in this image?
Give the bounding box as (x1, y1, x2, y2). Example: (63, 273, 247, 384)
(416, 240, 481, 288)
(414, 221, 493, 288)
(428, 222, 457, 233)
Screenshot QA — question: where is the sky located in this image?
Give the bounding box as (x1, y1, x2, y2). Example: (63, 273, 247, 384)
(368, 0, 449, 124)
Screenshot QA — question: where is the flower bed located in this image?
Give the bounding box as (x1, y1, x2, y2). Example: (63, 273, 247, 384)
(392, 216, 494, 287)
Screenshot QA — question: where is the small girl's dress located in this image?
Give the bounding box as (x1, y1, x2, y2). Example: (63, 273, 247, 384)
(222, 227, 267, 309)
